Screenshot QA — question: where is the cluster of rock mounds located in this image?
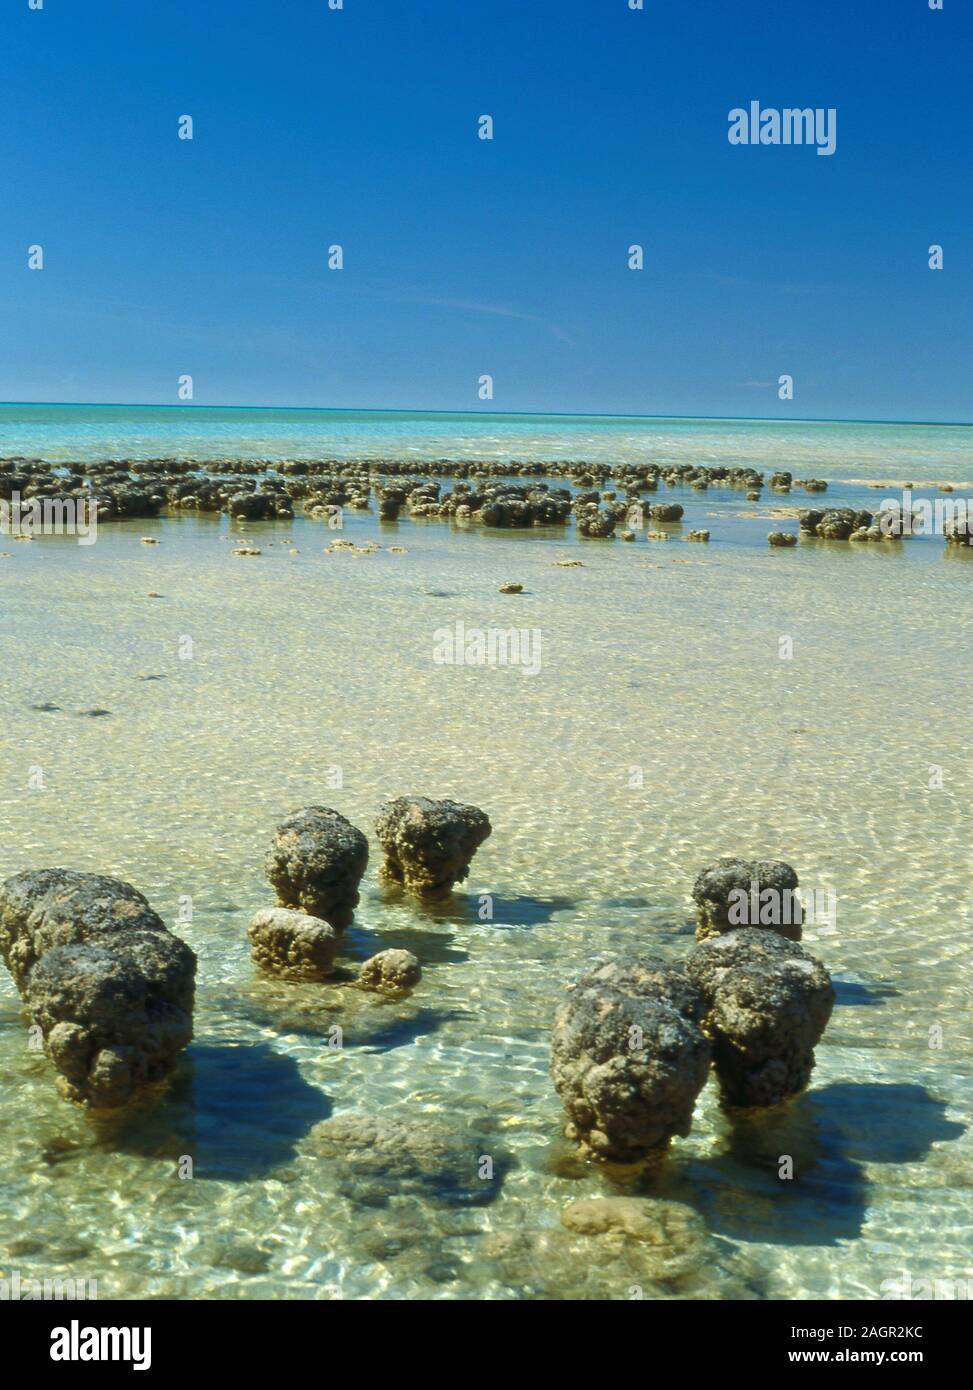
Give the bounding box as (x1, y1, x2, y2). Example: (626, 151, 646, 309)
(550, 857, 834, 1163)
(0, 454, 829, 535)
(19, 451, 965, 553)
(773, 500, 938, 549)
(0, 869, 196, 1109)
(796, 502, 948, 544)
(248, 796, 491, 990)
(0, 798, 489, 1109)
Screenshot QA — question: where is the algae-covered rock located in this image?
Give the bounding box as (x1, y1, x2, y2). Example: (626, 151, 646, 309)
(358, 948, 422, 993)
(247, 906, 340, 980)
(692, 857, 803, 942)
(0, 869, 195, 1109)
(374, 796, 491, 899)
(265, 806, 368, 929)
(550, 977, 710, 1162)
(686, 928, 834, 1108)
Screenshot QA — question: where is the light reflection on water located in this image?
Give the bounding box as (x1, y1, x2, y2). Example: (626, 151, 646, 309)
(0, 451, 971, 1300)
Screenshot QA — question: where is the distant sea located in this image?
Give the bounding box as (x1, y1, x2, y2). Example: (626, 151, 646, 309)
(1, 403, 971, 482)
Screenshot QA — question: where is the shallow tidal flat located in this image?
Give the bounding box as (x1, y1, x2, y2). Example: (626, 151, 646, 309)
(1, 493, 971, 1301)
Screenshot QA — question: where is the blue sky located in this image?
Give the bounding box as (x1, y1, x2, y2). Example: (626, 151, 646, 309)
(2, 0, 970, 421)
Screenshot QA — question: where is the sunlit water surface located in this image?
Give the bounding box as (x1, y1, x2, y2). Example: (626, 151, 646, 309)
(1, 411, 971, 1300)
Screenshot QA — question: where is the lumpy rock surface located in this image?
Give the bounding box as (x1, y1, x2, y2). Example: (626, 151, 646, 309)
(265, 806, 369, 929)
(247, 906, 340, 981)
(686, 928, 834, 1108)
(374, 796, 491, 899)
(691, 857, 803, 942)
(0, 869, 196, 1108)
(550, 970, 711, 1163)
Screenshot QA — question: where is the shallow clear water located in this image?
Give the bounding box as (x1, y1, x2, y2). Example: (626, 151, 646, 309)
(3, 402, 973, 484)
(1, 409, 972, 1301)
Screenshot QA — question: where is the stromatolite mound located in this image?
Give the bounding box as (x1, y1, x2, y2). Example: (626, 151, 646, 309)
(692, 856, 803, 942)
(550, 973, 711, 1163)
(374, 796, 491, 899)
(265, 806, 369, 929)
(358, 948, 422, 993)
(799, 507, 872, 540)
(576, 506, 616, 538)
(247, 907, 339, 981)
(649, 502, 684, 523)
(560, 1196, 705, 1250)
(944, 518, 973, 547)
(0, 868, 167, 993)
(0, 869, 195, 1108)
(28, 930, 195, 1107)
(686, 928, 834, 1108)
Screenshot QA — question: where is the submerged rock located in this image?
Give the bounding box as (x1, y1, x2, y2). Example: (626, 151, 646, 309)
(265, 806, 369, 929)
(0, 869, 195, 1108)
(374, 796, 491, 899)
(550, 968, 711, 1163)
(560, 1196, 704, 1247)
(692, 857, 803, 942)
(686, 928, 834, 1108)
(358, 948, 422, 993)
(767, 531, 797, 548)
(304, 1111, 501, 1207)
(247, 906, 339, 981)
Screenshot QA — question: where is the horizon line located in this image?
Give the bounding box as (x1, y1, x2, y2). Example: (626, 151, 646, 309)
(0, 400, 970, 429)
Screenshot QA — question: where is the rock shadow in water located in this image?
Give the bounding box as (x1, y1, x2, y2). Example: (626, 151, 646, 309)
(486, 894, 579, 928)
(351, 1006, 474, 1054)
(831, 976, 901, 1007)
(93, 1041, 331, 1182)
(804, 1081, 964, 1165)
(372, 882, 577, 930)
(679, 1081, 963, 1248)
(341, 920, 469, 965)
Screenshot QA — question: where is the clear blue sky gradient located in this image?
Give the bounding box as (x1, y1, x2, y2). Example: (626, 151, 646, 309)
(2, 0, 970, 421)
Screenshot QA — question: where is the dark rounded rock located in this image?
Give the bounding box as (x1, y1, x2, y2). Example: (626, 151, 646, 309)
(265, 807, 369, 929)
(685, 929, 834, 1108)
(550, 980, 711, 1163)
(692, 857, 803, 942)
(0, 868, 168, 994)
(28, 930, 195, 1107)
(0, 869, 195, 1109)
(574, 955, 706, 1026)
(374, 796, 491, 899)
(576, 507, 616, 538)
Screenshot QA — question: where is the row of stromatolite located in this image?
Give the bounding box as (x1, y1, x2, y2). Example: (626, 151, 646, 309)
(0, 798, 491, 1110)
(0, 869, 196, 1109)
(550, 857, 834, 1163)
(248, 796, 491, 984)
